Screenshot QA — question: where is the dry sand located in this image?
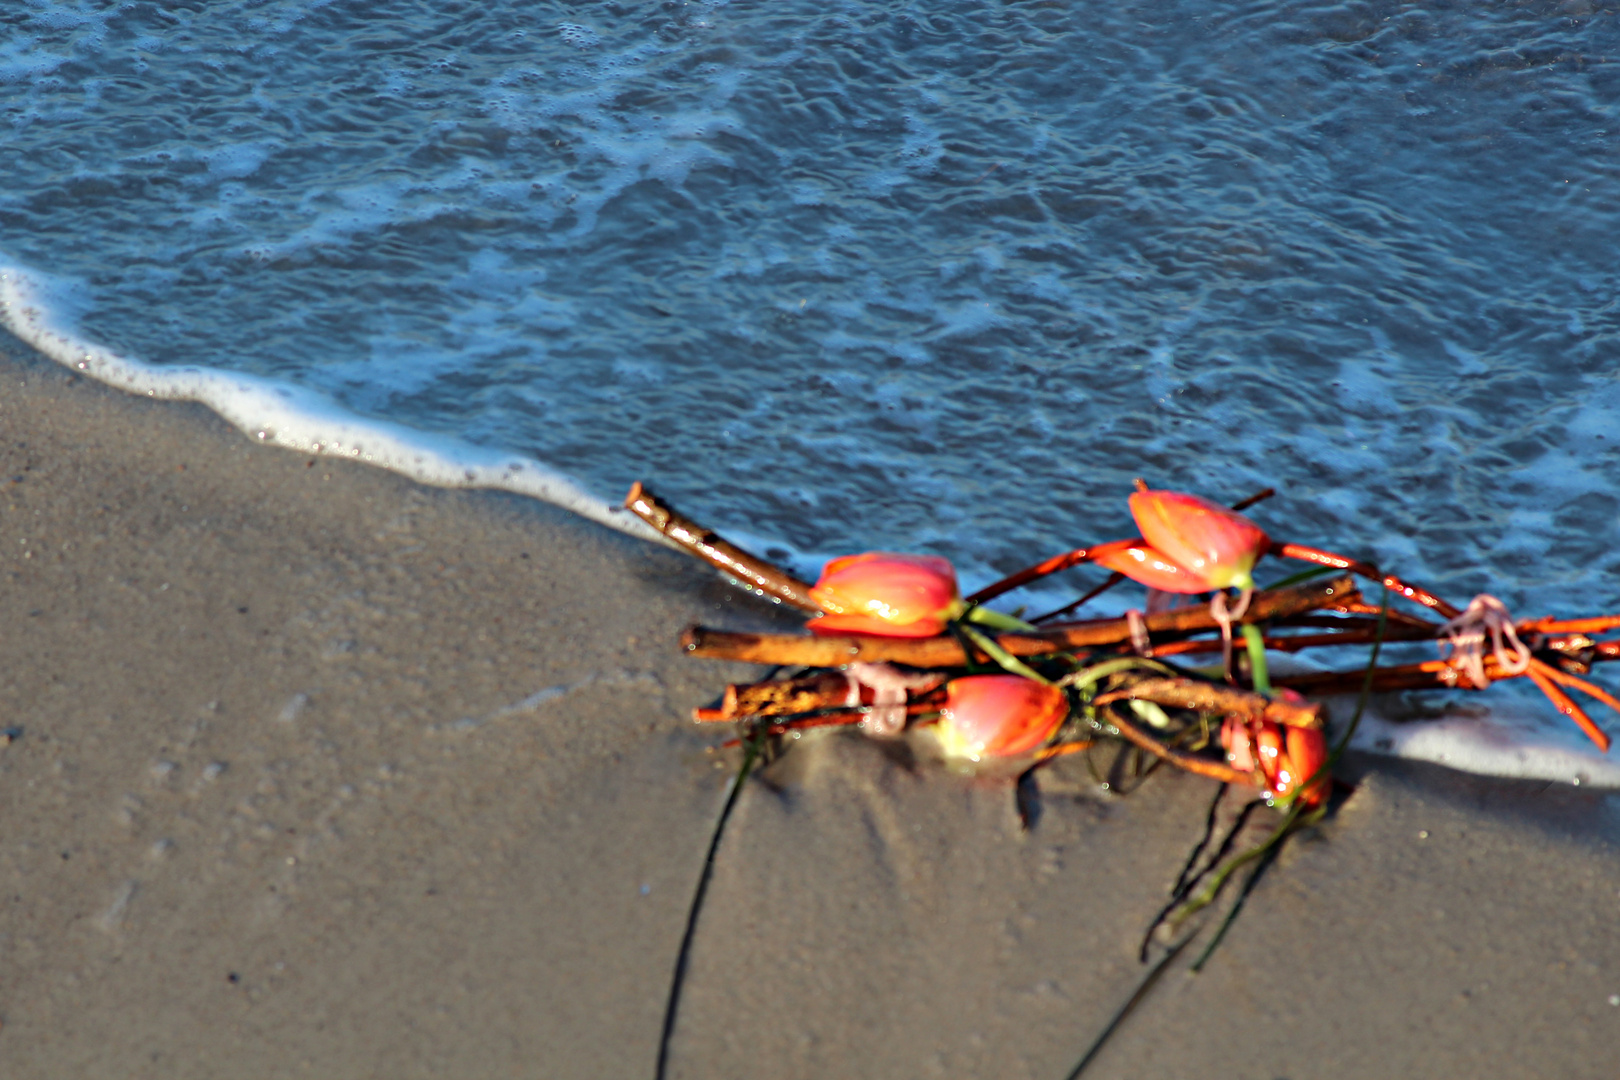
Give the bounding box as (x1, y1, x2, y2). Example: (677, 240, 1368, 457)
(2, 335, 1618, 1079)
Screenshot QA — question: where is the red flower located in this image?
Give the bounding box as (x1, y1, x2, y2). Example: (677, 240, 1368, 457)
(934, 675, 1068, 760)
(1221, 698, 1330, 808)
(1094, 489, 1269, 594)
(808, 552, 965, 638)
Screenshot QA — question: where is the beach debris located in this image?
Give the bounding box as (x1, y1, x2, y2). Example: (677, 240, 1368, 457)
(636, 479, 1620, 762)
(639, 479, 1620, 1078)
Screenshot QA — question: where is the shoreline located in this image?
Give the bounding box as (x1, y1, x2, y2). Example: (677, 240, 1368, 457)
(2, 336, 1618, 1077)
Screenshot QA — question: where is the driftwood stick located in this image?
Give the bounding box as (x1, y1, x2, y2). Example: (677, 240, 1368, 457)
(1269, 541, 1461, 619)
(1093, 679, 1324, 730)
(625, 482, 822, 612)
(1517, 614, 1620, 635)
(1151, 624, 1439, 657)
(1271, 649, 1620, 697)
(1103, 711, 1262, 787)
(682, 575, 1357, 666)
(724, 671, 853, 719)
(695, 671, 946, 723)
(1272, 610, 1441, 633)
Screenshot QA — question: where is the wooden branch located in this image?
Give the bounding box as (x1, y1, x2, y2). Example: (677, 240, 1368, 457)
(1093, 679, 1323, 730)
(1271, 610, 1441, 633)
(694, 671, 946, 723)
(624, 481, 822, 612)
(1517, 614, 1620, 635)
(1269, 541, 1461, 619)
(723, 671, 852, 719)
(1103, 711, 1262, 787)
(1151, 624, 1439, 657)
(681, 575, 1357, 666)
(1269, 649, 1617, 697)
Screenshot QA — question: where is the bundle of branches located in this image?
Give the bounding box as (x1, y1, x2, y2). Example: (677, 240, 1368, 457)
(638, 479, 1620, 1077)
(629, 480, 1620, 790)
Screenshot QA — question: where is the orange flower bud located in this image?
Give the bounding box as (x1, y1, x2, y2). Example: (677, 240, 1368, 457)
(934, 675, 1068, 761)
(1221, 703, 1330, 808)
(1276, 724, 1330, 808)
(1221, 713, 1258, 773)
(1094, 490, 1269, 594)
(808, 552, 965, 638)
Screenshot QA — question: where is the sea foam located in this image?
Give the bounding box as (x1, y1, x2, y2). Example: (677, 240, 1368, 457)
(6, 256, 1619, 790)
(0, 264, 658, 545)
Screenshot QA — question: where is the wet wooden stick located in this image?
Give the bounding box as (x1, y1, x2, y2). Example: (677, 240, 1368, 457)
(1151, 624, 1438, 656)
(1271, 651, 1620, 697)
(1034, 740, 1095, 763)
(682, 575, 1357, 666)
(1092, 679, 1323, 730)
(1269, 541, 1462, 619)
(1102, 711, 1261, 787)
(694, 674, 947, 723)
(624, 481, 822, 612)
(1516, 614, 1620, 635)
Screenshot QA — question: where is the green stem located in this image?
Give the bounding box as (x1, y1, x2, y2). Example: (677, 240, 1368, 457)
(963, 604, 1038, 632)
(1241, 624, 1270, 695)
(956, 622, 1053, 685)
(1059, 655, 1179, 693)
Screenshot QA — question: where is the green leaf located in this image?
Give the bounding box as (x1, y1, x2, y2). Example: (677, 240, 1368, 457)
(1059, 655, 1178, 692)
(1241, 623, 1270, 695)
(964, 605, 1039, 632)
(956, 622, 1052, 685)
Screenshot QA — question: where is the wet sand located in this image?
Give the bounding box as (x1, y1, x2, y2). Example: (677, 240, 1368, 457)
(2, 336, 1618, 1079)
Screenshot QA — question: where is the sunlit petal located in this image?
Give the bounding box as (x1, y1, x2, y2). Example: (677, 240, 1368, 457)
(935, 675, 1068, 760)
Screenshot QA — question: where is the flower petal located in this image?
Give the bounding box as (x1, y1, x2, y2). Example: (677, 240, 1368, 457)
(1128, 490, 1268, 590)
(936, 675, 1068, 759)
(809, 611, 950, 638)
(808, 552, 961, 636)
(1091, 538, 1216, 594)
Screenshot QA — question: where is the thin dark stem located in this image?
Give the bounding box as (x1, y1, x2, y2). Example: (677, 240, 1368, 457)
(655, 732, 763, 1080)
(1190, 838, 1284, 972)
(1167, 786, 1225, 916)
(1032, 572, 1126, 625)
(1063, 934, 1195, 1080)
(1137, 793, 1264, 962)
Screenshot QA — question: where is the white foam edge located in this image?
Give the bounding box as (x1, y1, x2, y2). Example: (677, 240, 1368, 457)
(1329, 696, 1620, 789)
(0, 265, 663, 547)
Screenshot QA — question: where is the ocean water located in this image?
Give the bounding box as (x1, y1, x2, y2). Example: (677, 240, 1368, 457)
(3, 0, 1619, 782)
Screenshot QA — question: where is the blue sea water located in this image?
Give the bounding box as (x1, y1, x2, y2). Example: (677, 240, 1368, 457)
(3, 0, 1619, 778)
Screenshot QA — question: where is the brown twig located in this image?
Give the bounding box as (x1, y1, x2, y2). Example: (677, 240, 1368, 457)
(1093, 679, 1323, 730)
(1034, 740, 1096, 763)
(1269, 541, 1462, 619)
(1516, 614, 1620, 635)
(624, 482, 822, 612)
(694, 672, 947, 723)
(1102, 710, 1261, 786)
(1151, 624, 1438, 656)
(1271, 651, 1620, 696)
(681, 576, 1357, 666)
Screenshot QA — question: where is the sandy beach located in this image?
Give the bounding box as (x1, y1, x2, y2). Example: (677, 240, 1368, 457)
(3, 333, 1618, 1079)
